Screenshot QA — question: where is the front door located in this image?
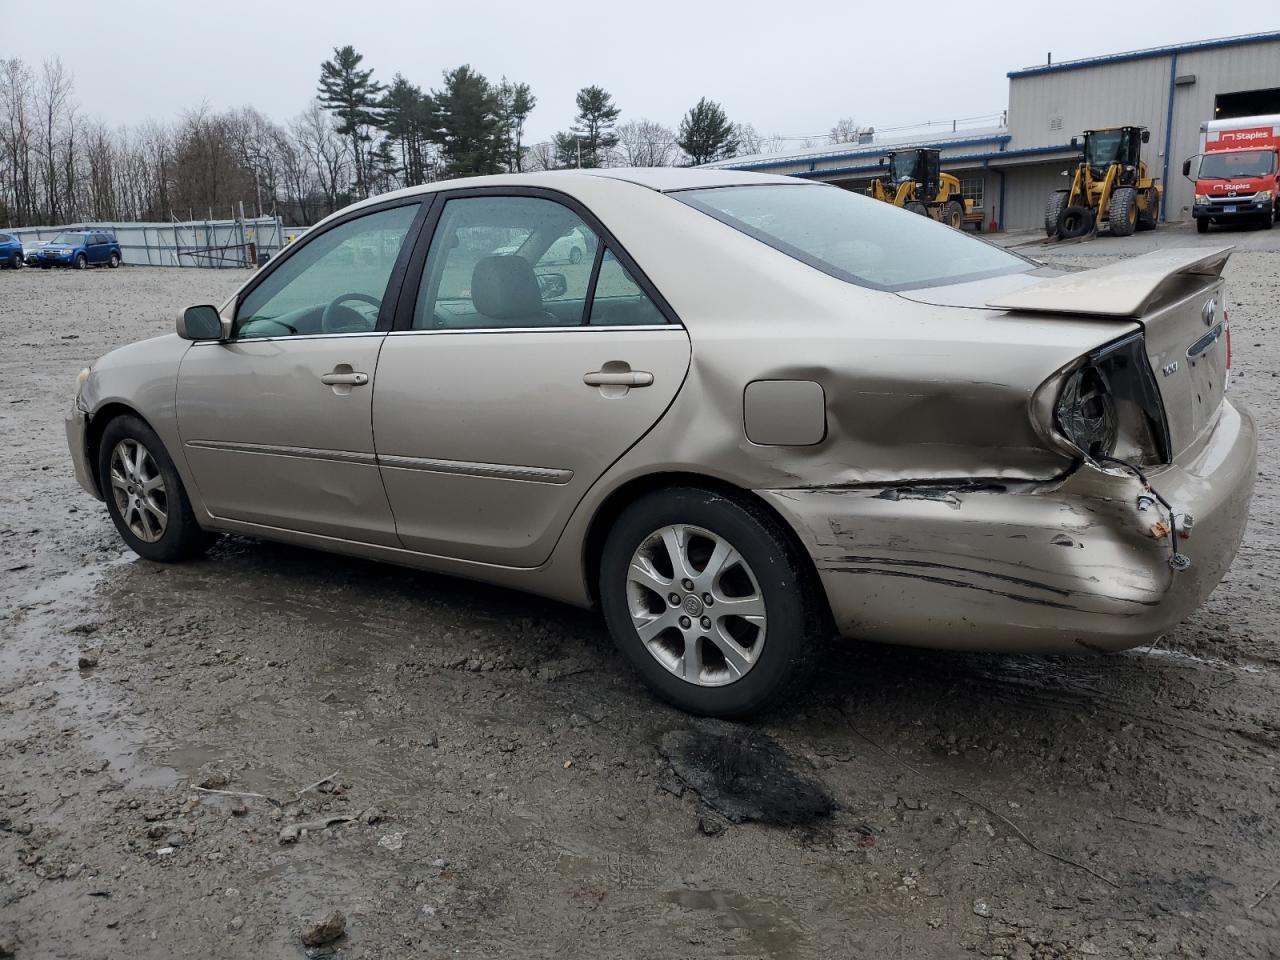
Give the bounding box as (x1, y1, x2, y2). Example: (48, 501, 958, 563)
(373, 193, 690, 567)
(176, 201, 422, 544)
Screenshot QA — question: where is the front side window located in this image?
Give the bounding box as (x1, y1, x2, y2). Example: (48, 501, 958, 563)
(678, 183, 1029, 291)
(414, 196, 599, 330)
(236, 203, 419, 339)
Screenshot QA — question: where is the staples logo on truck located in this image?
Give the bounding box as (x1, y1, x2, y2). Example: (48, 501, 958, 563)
(1213, 127, 1275, 148)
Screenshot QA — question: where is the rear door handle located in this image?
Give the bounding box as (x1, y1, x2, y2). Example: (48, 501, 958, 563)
(583, 370, 653, 387)
(320, 371, 369, 386)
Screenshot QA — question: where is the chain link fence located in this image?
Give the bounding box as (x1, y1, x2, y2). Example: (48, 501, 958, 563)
(8, 215, 287, 268)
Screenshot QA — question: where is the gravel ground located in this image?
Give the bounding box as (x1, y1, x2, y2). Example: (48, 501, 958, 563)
(1, 245, 1278, 959)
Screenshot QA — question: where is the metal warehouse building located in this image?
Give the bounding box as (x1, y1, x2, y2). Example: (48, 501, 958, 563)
(706, 31, 1280, 231)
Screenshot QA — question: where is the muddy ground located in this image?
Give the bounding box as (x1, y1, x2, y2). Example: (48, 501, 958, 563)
(1, 238, 1278, 959)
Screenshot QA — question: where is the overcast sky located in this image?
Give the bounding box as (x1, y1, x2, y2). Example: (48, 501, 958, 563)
(7, 0, 1258, 145)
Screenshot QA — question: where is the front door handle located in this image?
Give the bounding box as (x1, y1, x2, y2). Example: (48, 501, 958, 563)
(583, 370, 653, 388)
(320, 371, 369, 386)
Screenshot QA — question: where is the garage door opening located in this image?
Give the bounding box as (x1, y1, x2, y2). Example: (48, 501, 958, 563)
(1215, 87, 1280, 119)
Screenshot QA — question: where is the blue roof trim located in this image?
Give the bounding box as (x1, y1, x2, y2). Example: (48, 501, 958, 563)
(1008, 30, 1280, 78)
(791, 143, 1077, 180)
(719, 135, 1012, 173)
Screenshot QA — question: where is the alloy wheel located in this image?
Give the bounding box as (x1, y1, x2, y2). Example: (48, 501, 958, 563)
(109, 438, 168, 542)
(625, 524, 766, 687)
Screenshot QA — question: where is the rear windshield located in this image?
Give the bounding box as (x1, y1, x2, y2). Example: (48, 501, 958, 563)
(676, 183, 1030, 292)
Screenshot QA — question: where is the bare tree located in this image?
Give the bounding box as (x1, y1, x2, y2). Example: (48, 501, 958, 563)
(613, 119, 677, 167)
(521, 140, 558, 172)
(829, 117, 868, 144)
(35, 59, 74, 223)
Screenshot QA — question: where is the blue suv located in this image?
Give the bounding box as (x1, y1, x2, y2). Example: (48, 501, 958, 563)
(36, 231, 122, 269)
(0, 232, 23, 269)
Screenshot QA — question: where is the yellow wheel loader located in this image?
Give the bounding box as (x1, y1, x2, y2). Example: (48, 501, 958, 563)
(868, 148, 970, 228)
(1044, 126, 1161, 239)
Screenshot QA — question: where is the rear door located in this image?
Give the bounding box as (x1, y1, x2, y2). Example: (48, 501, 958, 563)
(372, 190, 691, 567)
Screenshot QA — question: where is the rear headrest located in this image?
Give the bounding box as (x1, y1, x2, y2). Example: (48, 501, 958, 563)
(471, 255, 542, 320)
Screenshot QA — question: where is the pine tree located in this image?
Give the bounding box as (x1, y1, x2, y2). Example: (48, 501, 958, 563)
(569, 85, 620, 168)
(677, 97, 738, 166)
(495, 79, 536, 172)
(381, 74, 436, 186)
(317, 45, 384, 197)
(432, 65, 502, 177)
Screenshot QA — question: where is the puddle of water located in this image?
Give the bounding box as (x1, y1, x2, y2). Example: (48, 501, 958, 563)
(662, 888, 808, 957)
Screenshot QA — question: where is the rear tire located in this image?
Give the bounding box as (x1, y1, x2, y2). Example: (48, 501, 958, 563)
(598, 487, 824, 718)
(1044, 190, 1069, 237)
(568, 247, 583, 264)
(1108, 187, 1139, 237)
(1058, 204, 1095, 239)
(1196, 217, 1210, 234)
(1136, 187, 1159, 231)
(942, 200, 964, 229)
(108, 252, 120, 267)
(97, 415, 211, 563)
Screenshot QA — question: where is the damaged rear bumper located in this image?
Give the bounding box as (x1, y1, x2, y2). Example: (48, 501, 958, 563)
(760, 399, 1256, 654)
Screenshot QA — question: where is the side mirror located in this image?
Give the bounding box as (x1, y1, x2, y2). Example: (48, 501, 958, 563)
(1070, 136, 1078, 149)
(177, 304, 224, 341)
(1181, 158, 1192, 177)
(1141, 130, 1150, 143)
(536, 273, 567, 300)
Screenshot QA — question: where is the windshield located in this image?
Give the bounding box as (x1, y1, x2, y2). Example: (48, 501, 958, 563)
(889, 153, 918, 184)
(1199, 149, 1275, 179)
(52, 232, 84, 245)
(677, 183, 1030, 292)
(1085, 130, 1125, 169)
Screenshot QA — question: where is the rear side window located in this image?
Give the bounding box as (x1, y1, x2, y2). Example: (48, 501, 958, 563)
(677, 183, 1030, 292)
(0, 234, 10, 243)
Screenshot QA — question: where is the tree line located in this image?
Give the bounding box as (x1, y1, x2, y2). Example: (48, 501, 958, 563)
(0, 46, 867, 229)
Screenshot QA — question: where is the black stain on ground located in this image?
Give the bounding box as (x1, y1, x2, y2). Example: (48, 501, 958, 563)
(659, 724, 835, 826)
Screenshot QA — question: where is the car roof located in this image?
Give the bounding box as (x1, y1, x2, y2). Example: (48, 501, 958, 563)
(345, 167, 806, 211)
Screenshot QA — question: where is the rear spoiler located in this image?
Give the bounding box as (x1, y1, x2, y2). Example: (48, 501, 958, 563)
(987, 245, 1233, 318)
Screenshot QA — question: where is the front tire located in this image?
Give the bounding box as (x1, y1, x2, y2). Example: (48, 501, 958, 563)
(97, 415, 210, 563)
(1196, 217, 1210, 234)
(599, 488, 823, 718)
(74, 253, 87, 270)
(1108, 187, 1139, 237)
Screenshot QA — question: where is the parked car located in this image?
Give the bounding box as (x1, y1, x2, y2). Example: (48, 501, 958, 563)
(0, 232, 22, 269)
(24, 240, 48, 266)
(494, 226, 594, 264)
(65, 169, 1255, 717)
(36, 230, 122, 269)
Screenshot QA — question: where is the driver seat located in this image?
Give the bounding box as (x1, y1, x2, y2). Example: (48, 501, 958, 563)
(471, 255, 546, 327)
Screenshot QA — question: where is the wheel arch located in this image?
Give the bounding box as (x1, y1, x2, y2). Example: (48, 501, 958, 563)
(580, 470, 835, 630)
(86, 402, 157, 493)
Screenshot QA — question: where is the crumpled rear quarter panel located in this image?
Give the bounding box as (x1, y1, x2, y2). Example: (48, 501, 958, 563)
(759, 400, 1255, 653)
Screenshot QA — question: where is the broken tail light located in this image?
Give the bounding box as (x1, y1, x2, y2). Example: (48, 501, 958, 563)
(1036, 332, 1172, 466)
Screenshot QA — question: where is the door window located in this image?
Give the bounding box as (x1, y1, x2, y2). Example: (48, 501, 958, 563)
(236, 203, 419, 340)
(588, 250, 667, 326)
(413, 196, 599, 330)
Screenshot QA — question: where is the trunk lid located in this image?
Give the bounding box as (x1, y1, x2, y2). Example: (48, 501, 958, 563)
(985, 246, 1233, 460)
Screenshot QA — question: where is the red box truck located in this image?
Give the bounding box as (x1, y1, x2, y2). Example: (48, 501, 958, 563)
(1184, 114, 1280, 233)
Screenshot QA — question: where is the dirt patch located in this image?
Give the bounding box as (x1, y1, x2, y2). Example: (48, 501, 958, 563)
(1, 262, 1279, 958)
